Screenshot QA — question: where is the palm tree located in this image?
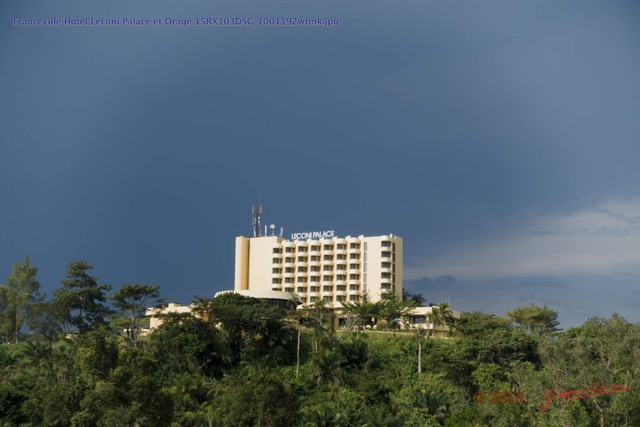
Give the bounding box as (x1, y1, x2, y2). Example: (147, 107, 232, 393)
(430, 303, 455, 338)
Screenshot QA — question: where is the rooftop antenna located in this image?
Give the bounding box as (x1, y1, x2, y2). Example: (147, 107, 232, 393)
(252, 204, 262, 237)
(279, 227, 284, 237)
(270, 224, 275, 236)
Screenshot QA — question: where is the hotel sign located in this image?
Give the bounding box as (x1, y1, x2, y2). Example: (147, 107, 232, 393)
(290, 230, 335, 240)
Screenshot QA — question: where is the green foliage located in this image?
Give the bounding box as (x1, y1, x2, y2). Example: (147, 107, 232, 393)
(378, 291, 417, 331)
(506, 303, 562, 335)
(341, 291, 379, 330)
(1, 259, 639, 427)
(55, 260, 113, 333)
(149, 312, 227, 377)
(111, 284, 162, 348)
(0, 256, 41, 343)
(211, 371, 300, 427)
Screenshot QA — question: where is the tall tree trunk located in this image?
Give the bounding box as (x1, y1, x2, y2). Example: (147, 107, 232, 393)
(417, 330, 422, 375)
(296, 325, 301, 378)
(15, 307, 20, 344)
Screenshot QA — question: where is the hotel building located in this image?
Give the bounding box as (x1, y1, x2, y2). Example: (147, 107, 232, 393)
(234, 233, 403, 308)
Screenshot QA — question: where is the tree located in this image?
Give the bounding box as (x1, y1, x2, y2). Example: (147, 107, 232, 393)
(506, 303, 561, 335)
(54, 261, 113, 334)
(341, 291, 379, 331)
(430, 303, 456, 338)
(111, 284, 162, 348)
(403, 289, 426, 306)
(456, 311, 512, 338)
(1, 256, 41, 343)
(379, 291, 417, 332)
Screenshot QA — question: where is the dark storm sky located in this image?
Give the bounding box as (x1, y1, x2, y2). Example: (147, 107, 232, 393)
(2, 0, 639, 327)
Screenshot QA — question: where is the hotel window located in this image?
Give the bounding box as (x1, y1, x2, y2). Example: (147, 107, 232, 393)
(393, 254, 396, 262)
(382, 273, 391, 279)
(336, 254, 346, 260)
(382, 262, 391, 269)
(323, 265, 333, 272)
(336, 295, 344, 302)
(410, 317, 426, 324)
(322, 275, 332, 281)
(285, 257, 294, 263)
(298, 247, 307, 253)
(323, 244, 333, 251)
(310, 296, 318, 302)
(323, 286, 332, 292)
(337, 244, 346, 250)
(297, 287, 306, 293)
(323, 255, 333, 261)
(363, 273, 367, 283)
(349, 284, 359, 290)
(284, 278, 294, 284)
(310, 276, 320, 282)
(349, 254, 360, 260)
(297, 277, 307, 283)
(364, 263, 367, 272)
(310, 266, 320, 272)
(310, 256, 320, 262)
(337, 285, 346, 291)
(349, 274, 360, 280)
(381, 283, 391, 290)
(349, 243, 360, 249)
(285, 267, 294, 273)
(311, 245, 320, 251)
(298, 256, 307, 263)
(336, 264, 346, 271)
(349, 295, 358, 302)
(272, 258, 282, 264)
(285, 247, 294, 253)
(337, 275, 346, 281)
(382, 251, 391, 259)
(310, 286, 319, 293)
(349, 263, 359, 270)
(392, 243, 396, 251)
(323, 296, 331, 303)
(284, 287, 293, 292)
(297, 266, 307, 273)
(272, 278, 282, 284)
(363, 242, 367, 250)
(363, 253, 367, 262)
(272, 268, 282, 274)
(381, 241, 391, 248)
(273, 248, 282, 254)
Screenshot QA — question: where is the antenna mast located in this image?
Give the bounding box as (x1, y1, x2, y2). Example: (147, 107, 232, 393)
(252, 204, 262, 237)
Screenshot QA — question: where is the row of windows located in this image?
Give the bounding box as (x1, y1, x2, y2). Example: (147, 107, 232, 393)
(274, 275, 391, 286)
(273, 241, 395, 255)
(275, 253, 394, 264)
(273, 243, 364, 254)
(306, 295, 360, 303)
(273, 264, 364, 273)
(275, 283, 364, 292)
(274, 274, 361, 284)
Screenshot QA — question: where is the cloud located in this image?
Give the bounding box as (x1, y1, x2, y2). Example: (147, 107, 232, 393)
(405, 198, 640, 280)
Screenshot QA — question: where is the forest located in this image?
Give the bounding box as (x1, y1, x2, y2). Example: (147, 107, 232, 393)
(1, 256, 639, 427)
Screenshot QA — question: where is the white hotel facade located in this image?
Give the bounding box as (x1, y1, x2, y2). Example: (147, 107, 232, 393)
(234, 233, 403, 308)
